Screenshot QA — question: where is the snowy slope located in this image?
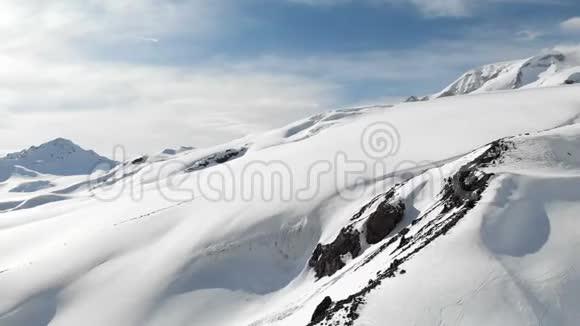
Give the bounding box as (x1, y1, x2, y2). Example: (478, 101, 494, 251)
(405, 46, 580, 101)
(0, 85, 580, 326)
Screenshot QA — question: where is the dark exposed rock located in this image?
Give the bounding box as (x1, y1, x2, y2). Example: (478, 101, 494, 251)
(131, 156, 147, 164)
(564, 79, 575, 85)
(411, 218, 422, 226)
(350, 194, 384, 222)
(396, 235, 409, 250)
(309, 227, 361, 279)
(365, 201, 405, 244)
(441, 140, 507, 213)
(350, 187, 399, 222)
(162, 146, 194, 155)
(404, 95, 429, 102)
(162, 149, 177, 155)
(539, 53, 565, 62)
(185, 147, 247, 173)
(309, 189, 404, 280)
(310, 296, 333, 324)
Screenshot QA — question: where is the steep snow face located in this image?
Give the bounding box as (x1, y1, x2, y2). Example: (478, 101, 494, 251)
(429, 48, 580, 99)
(0, 86, 579, 326)
(0, 138, 117, 182)
(357, 126, 580, 326)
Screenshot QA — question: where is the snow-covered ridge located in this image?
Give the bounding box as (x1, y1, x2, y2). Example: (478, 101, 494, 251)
(407, 46, 580, 101)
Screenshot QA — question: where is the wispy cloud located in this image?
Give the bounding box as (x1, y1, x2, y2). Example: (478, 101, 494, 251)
(286, 0, 569, 17)
(408, 0, 470, 17)
(137, 37, 160, 43)
(516, 30, 544, 41)
(287, 0, 470, 17)
(0, 0, 237, 63)
(0, 1, 339, 154)
(0, 53, 339, 155)
(561, 17, 580, 32)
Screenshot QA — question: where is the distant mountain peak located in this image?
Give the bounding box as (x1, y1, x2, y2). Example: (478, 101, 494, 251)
(0, 138, 118, 182)
(46, 137, 76, 146)
(3, 138, 81, 160)
(406, 47, 580, 101)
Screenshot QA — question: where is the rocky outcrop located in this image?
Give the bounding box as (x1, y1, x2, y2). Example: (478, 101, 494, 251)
(404, 96, 428, 102)
(131, 156, 147, 164)
(185, 147, 247, 173)
(564, 72, 580, 85)
(310, 296, 333, 324)
(441, 140, 508, 213)
(307, 140, 510, 326)
(309, 192, 405, 279)
(365, 201, 405, 244)
(308, 227, 361, 279)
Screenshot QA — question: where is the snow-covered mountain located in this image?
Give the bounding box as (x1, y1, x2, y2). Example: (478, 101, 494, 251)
(1, 78, 580, 325)
(407, 46, 580, 101)
(0, 138, 117, 182)
(0, 138, 118, 212)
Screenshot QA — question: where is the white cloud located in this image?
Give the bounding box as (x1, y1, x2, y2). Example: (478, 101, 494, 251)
(288, 0, 570, 17)
(408, 0, 469, 17)
(516, 30, 544, 41)
(0, 53, 339, 156)
(552, 44, 580, 62)
(561, 17, 580, 32)
(137, 37, 160, 43)
(0, 1, 340, 156)
(287, 0, 471, 16)
(0, 0, 224, 56)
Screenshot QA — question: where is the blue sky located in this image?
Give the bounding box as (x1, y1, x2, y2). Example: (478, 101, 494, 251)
(0, 0, 579, 154)
(82, 0, 580, 100)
